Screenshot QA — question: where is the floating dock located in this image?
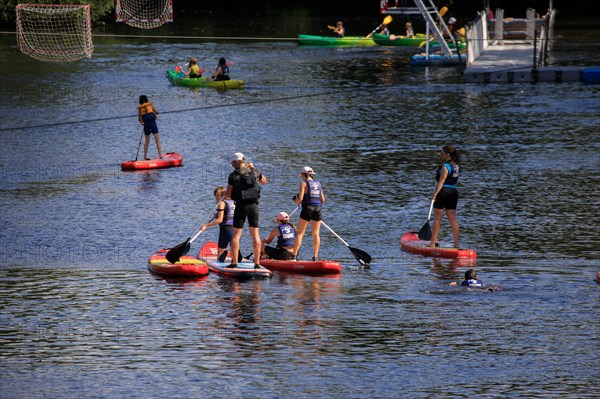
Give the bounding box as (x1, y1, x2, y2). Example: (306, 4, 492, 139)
(463, 6, 600, 84)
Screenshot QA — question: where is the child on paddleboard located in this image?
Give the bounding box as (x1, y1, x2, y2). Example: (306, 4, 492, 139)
(261, 212, 297, 260)
(291, 166, 325, 261)
(200, 186, 236, 262)
(137, 95, 162, 161)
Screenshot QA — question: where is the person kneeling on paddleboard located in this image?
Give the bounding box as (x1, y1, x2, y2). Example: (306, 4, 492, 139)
(261, 212, 297, 260)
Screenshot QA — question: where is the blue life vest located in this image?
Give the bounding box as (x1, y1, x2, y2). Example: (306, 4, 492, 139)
(219, 199, 235, 227)
(461, 279, 483, 287)
(276, 224, 296, 249)
(302, 180, 322, 206)
(436, 162, 460, 188)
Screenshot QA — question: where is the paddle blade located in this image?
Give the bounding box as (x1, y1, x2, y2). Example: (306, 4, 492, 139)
(199, 241, 218, 259)
(383, 15, 393, 25)
(349, 246, 372, 266)
(418, 222, 432, 241)
(166, 238, 191, 264)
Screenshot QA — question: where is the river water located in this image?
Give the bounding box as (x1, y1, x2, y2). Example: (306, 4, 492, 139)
(1, 14, 599, 399)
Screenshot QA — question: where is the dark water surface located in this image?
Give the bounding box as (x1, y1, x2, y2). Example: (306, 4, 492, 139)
(1, 14, 599, 399)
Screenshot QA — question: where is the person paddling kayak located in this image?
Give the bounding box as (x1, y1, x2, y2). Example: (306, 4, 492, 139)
(429, 145, 461, 248)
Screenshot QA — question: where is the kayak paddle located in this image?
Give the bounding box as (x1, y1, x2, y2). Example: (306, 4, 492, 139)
(418, 200, 435, 241)
(365, 15, 393, 38)
(321, 221, 371, 266)
(166, 198, 222, 264)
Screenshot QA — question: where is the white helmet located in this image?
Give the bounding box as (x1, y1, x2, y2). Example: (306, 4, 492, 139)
(276, 212, 289, 222)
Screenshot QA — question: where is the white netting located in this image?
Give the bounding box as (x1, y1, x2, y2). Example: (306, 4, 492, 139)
(115, 0, 173, 29)
(16, 4, 93, 62)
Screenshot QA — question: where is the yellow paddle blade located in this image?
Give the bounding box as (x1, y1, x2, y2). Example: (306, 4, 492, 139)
(383, 15, 393, 25)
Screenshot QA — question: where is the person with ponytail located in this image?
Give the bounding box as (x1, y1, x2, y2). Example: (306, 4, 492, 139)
(429, 145, 461, 248)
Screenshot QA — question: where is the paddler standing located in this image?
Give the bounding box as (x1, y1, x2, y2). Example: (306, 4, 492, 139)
(429, 145, 461, 248)
(225, 152, 267, 269)
(137, 95, 163, 161)
(291, 166, 325, 261)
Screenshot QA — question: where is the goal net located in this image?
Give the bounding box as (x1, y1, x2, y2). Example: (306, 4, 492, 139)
(16, 4, 93, 63)
(115, 0, 173, 29)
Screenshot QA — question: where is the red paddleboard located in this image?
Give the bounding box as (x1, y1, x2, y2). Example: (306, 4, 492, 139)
(259, 258, 342, 275)
(148, 248, 209, 277)
(400, 231, 477, 260)
(121, 152, 183, 171)
(198, 241, 272, 279)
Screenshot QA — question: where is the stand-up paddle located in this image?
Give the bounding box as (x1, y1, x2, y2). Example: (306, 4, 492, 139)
(366, 15, 393, 38)
(321, 221, 371, 266)
(166, 198, 222, 264)
(134, 128, 144, 161)
(418, 200, 435, 241)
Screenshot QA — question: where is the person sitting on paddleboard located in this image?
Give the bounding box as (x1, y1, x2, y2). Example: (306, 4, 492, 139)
(327, 21, 345, 37)
(225, 152, 267, 269)
(200, 186, 236, 262)
(261, 212, 297, 260)
(137, 95, 162, 161)
(291, 166, 325, 262)
(429, 145, 461, 249)
(211, 57, 230, 81)
(184, 58, 202, 78)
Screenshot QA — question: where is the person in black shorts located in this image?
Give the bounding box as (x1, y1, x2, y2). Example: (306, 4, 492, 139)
(225, 152, 267, 268)
(429, 145, 461, 248)
(291, 166, 325, 261)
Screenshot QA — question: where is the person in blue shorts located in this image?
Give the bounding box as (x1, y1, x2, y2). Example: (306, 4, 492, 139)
(137, 95, 162, 161)
(429, 145, 461, 248)
(261, 212, 297, 260)
(291, 166, 325, 261)
(200, 186, 235, 262)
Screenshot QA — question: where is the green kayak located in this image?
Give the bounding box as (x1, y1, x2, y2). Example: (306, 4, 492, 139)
(372, 33, 429, 47)
(297, 34, 376, 47)
(373, 33, 466, 49)
(165, 70, 245, 89)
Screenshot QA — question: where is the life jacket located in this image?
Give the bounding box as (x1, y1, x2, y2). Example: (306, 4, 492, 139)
(215, 65, 230, 81)
(219, 199, 235, 227)
(231, 168, 261, 203)
(276, 224, 296, 249)
(436, 162, 460, 188)
(189, 64, 201, 77)
(137, 102, 155, 122)
(461, 279, 483, 287)
(302, 180, 322, 206)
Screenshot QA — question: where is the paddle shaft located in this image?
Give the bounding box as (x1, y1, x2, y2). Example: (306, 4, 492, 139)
(321, 221, 350, 247)
(134, 128, 144, 161)
(427, 200, 434, 220)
